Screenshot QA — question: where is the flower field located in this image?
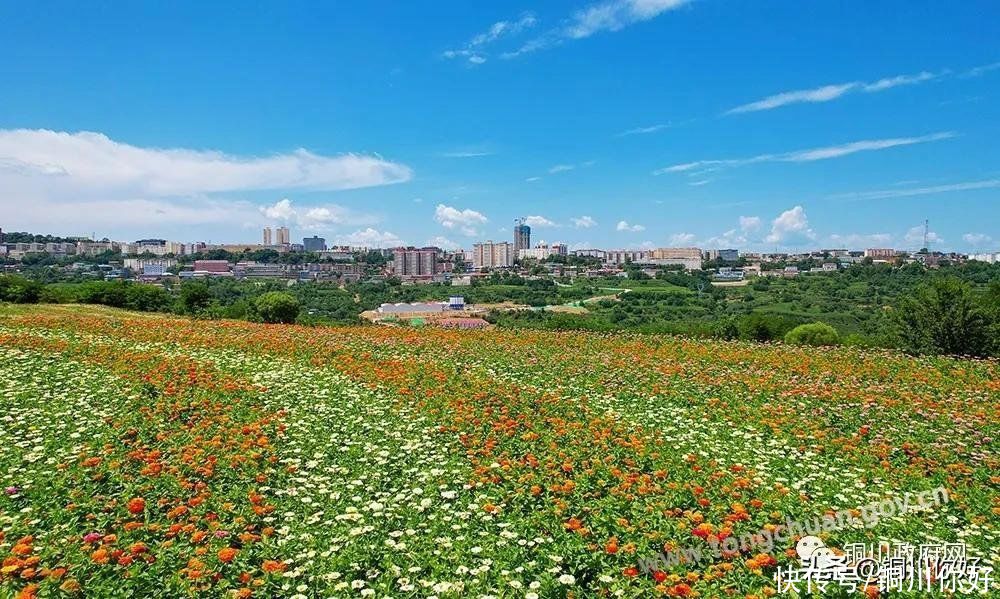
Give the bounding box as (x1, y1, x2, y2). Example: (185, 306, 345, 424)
(0, 304, 997, 598)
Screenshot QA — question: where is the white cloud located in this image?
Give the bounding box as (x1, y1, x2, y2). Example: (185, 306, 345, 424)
(548, 164, 576, 174)
(727, 83, 859, 114)
(963, 61, 1000, 78)
(0, 129, 412, 197)
(525, 176, 542, 182)
(726, 70, 942, 114)
(439, 150, 493, 158)
(688, 179, 711, 186)
(616, 220, 645, 232)
(654, 132, 954, 174)
(2, 196, 266, 238)
(443, 12, 537, 65)
(702, 229, 747, 249)
(617, 123, 671, 136)
(739, 216, 762, 232)
(262, 198, 296, 220)
(827, 232, 893, 247)
(564, 0, 689, 39)
(765, 206, 816, 245)
(434, 203, 488, 236)
(503, 0, 690, 58)
(572, 216, 597, 228)
(524, 215, 556, 227)
(862, 71, 938, 92)
(333, 228, 404, 248)
(904, 226, 943, 246)
(260, 198, 377, 231)
(832, 178, 1000, 201)
(962, 233, 993, 246)
(426, 236, 461, 250)
(668, 232, 696, 245)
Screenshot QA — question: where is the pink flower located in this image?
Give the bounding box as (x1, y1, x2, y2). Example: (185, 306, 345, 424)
(83, 532, 103, 544)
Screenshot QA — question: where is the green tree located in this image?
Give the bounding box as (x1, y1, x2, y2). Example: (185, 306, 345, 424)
(892, 277, 993, 357)
(180, 283, 212, 314)
(0, 275, 43, 303)
(254, 291, 300, 324)
(784, 322, 840, 346)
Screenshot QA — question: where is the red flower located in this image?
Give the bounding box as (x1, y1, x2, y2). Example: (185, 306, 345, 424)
(127, 497, 146, 515)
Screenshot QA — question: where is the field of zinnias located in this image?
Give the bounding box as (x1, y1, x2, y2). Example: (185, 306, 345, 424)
(0, 305, 997, 598)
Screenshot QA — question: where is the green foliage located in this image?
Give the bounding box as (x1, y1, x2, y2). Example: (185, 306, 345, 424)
(784, 322, 840, 346)
(180, 283, 212, 314)
(738, 313, 797, 342)
(254, 291, 301, 324)
(891, 277, 994, 357)
(0, 275, 43, 303)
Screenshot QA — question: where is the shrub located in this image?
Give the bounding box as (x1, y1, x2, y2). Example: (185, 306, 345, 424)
(891, 277, 993, 357)
(0, 275, 43, 303)
(784, 322, 840, 346)
(254, 291, 300, 324)
(738, 313, 795, 342)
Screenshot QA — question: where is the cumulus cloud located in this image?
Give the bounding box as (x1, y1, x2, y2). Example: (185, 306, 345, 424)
(332, 228, 405, 248)
(739, 216, 762, 232)
(0, 129, 408, 238)
(426, 236, 461, 250)
(259, 198, 378, 231)
(616, 220, 645, 232)
(668, 232, 696, 245)
(654, 133, 954, 174)
(434, 204, 488, 236)
(572, 216, 597, 228)
(524, 215, 556, 227)
(904, 225, 943, 246)
(962, 233, 993, 246)
(702, 229, 748, 249)
(765, 206, 816, 245)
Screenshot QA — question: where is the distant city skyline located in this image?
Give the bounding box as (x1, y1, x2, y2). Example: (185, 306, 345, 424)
(1, 2, 999, 252)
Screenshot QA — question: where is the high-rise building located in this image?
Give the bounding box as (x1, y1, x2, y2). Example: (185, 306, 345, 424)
(303, 236, 326, 252)
(276, 226, 290, 245)
(263, 227, 272, 245)
(472, 241, 514, 269)
(864, 248, 897, 259)
(392, 247, 441, 278)
(513, 222, 531, 251)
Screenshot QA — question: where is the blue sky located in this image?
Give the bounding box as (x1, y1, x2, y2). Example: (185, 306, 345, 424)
(1, 1, 999, 252)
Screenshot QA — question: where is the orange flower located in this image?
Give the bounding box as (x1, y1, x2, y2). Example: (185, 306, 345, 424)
(605, 537, 619, 554)
(59, 580, 81, 593)
(218, 548, 238, 563)
(261, 560, 286, 574)
(126, 497, 146, 515)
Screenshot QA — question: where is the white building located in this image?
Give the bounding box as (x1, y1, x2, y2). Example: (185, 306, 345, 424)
(969, 252, 1000, 264)
(472, 241, 514, 269)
